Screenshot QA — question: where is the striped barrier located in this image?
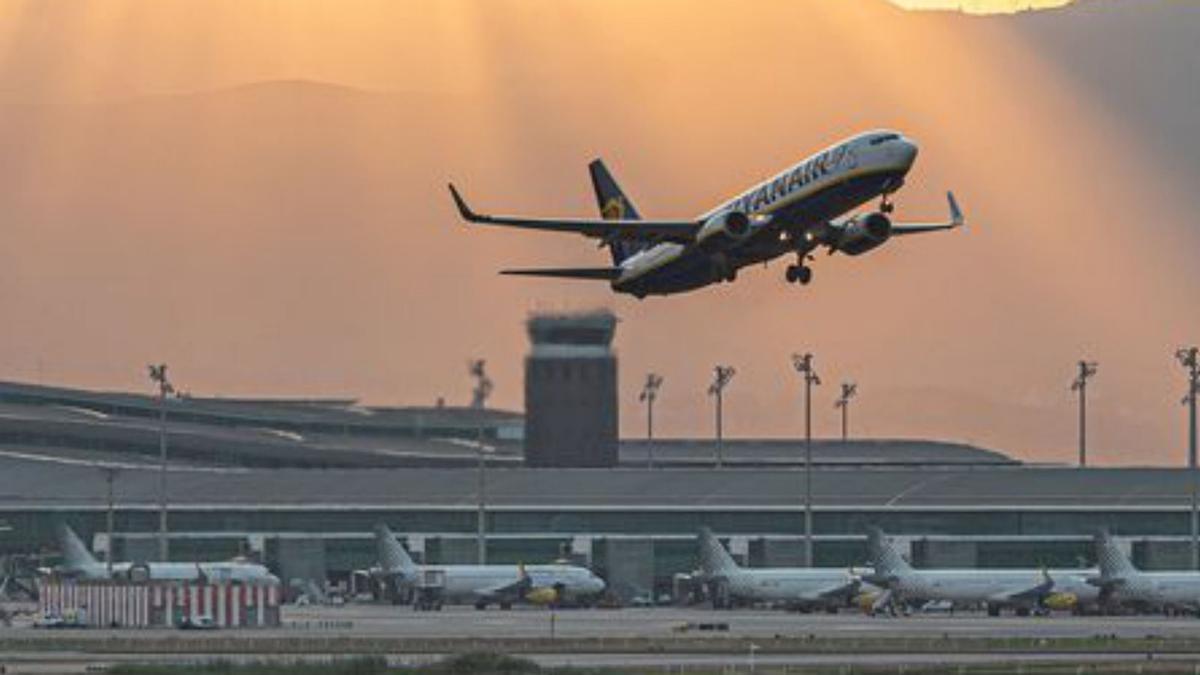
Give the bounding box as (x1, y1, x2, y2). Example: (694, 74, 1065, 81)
(38, 580, 280, 628)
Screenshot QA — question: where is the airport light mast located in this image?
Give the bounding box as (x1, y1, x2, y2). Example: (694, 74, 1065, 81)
(469, 359, 494, 565)
(708, 366, 736, 469)
(792, 353, 821, 567)
(147, 363, 174, 562)
(1070, 360, 1098, 467)
(101, 465, 120, 577)
(1176, 347, 1200, 570)
(834, 382, 857, 443)
(639, 373, 664, 469)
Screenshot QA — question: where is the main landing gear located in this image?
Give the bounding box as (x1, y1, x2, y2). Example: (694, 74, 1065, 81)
(785, 255, 813, 285)
(880, 194, 895, 214)
(785, 263, 812, 285)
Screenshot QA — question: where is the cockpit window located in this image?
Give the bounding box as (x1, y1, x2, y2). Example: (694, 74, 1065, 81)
(869, 133, 900, 146)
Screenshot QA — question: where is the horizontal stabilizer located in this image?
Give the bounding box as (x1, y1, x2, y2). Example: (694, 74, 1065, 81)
(501, 267, 622, 280)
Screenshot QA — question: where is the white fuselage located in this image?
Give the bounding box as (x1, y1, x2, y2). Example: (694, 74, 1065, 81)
(720, 567, 869, 606)
(407, 563, 604, 604)
(73, 561, 276, 583)
(1111, 572, 1200, 609)
(892, 568, 1095, 607)
(614, 130, 918, 291)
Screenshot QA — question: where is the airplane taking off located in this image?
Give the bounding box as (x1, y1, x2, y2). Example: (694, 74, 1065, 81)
(697, 528, 868, 611)
(53, 523, 276, 583)
(866, 528, 1098, 616)
(449, 130, 964, 298)
(1092, 531, 1200, 614)
(373, 524, 605, 610)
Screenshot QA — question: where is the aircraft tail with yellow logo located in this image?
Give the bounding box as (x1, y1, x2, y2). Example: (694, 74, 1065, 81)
(589, 159, 647, 265)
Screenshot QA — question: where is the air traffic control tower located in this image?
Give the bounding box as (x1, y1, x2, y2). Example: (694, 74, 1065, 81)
(524, 310, 618, 468)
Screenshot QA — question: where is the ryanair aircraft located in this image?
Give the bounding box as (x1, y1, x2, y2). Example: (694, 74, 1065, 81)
(449, 130, 963, 298)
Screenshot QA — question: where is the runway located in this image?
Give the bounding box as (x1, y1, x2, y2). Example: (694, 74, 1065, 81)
(2, 650, 1198, 674)
(273, 604, 1200, 640)
(7, 604, 1200, 673)
(11, 603, 1200, 641)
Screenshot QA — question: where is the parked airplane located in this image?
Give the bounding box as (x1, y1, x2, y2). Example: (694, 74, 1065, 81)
(1092, 531, 1200, 614)
(697, 528, 868, 611)
(373, 524, 605, 610)
(866, 527, 1098, 616)
(53, 523, 276, 583)
(449, 130, 963, 298)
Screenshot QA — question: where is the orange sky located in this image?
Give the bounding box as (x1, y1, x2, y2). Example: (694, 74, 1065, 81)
(0, 0, 1194, 465)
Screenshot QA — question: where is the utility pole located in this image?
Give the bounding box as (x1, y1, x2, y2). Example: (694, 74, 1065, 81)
(1177, 347, 1200, 570)
(708, 366, 736, 469)
(469, 359, 494, 565)
(639, 374, 664, 469)
(1070, 360, 1098, 468)
(147, 363, 174, 562)
(834, 382, 857, 443)
(792, 353, 821, 567)
(101, 466, 119, 577)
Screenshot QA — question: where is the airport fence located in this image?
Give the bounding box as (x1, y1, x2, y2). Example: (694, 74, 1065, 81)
(37, 579, 281, 628)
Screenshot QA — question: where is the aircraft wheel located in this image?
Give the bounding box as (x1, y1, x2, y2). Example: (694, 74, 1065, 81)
(797, 266, 812, 285)
(500, 602, 513, 611)
(474, 601, 487, 611)
(986, 604, 1001, 617)
(785, 265, 798, 283)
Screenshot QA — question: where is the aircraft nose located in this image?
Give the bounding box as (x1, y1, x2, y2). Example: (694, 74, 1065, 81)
(590, 575, 606, 593)
(896, 138, 919, 166)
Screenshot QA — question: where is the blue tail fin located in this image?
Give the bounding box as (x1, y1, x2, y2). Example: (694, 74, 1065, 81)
(589, 159, 646, 265)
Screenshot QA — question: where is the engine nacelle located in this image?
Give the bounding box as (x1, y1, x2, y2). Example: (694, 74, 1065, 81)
(836, 212, 891, 256)
(696, 210, 752, 250)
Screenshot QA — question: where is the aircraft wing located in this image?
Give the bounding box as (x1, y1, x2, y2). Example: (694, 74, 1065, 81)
(814, 578, 862, 601)
(501, 267, 622, 280)
(1086, 575, 1126, 589)
(989, 575, 1055, 604)
(891, 192, 965, 236)
(474, 573, 533, 603)
(449, 184, 699, 243)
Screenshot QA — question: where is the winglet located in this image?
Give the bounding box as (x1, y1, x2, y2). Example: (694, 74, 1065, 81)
(448, 183, 482, 222)
(947, 191, 964, 227)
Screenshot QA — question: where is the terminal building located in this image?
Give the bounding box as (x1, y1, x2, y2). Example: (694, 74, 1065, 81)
(1, 416, 1199, 602)
(0, 310, 1196, 602)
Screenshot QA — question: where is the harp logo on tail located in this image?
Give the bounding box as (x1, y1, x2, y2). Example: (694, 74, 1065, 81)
(601, 197, 626, 221)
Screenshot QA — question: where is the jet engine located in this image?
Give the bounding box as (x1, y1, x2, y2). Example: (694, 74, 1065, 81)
(835, 212, 891, 256)
(1042, 592, 1079, 612)
(125, 562, 152, 583)
(524, 585, 560, 606)
(696, 210, 752, 251)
